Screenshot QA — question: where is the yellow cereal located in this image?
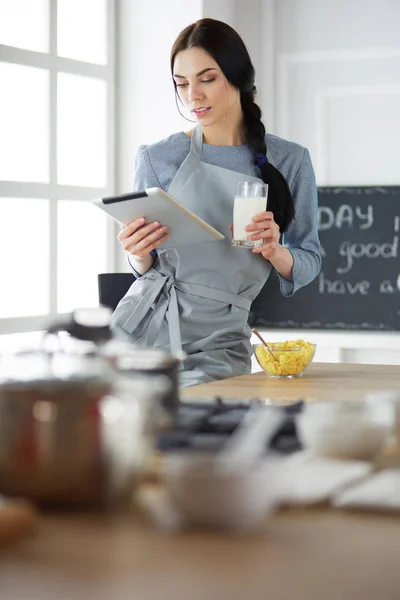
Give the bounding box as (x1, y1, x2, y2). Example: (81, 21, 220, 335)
(255, 339, 315, 377)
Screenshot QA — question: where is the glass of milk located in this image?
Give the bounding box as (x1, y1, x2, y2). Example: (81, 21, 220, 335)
(232, 181, 268, 249)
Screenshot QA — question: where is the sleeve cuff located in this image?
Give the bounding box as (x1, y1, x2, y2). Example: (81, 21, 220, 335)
(279, 275, 295, 297)
(278, 248, 302, 297)
(279, 245, 321, 297)
(127, 250, 157, 278)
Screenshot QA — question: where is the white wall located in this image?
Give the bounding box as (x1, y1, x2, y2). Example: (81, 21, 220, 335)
(275, 0, 400, 53)
(250, 0, 400, 366)
(116, 0, 202, 199)
(272, 0, 400, 186)
(202, 0, 235, 25)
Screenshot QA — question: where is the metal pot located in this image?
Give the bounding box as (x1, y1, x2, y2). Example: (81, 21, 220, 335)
(0, 350, 165, 509)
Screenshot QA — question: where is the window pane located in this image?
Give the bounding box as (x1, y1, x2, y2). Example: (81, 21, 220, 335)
(57, 0, 107, 65)
(0, 63, 49, 182)
(0, 0, 49, 52)
(0, 198, 49, 318)
(57, 73, 107, 187)
(57, 200, 108, 313)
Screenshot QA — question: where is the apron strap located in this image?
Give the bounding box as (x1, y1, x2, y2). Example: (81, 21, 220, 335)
(121, 274, 166, 334)
(265, 147, 276, 168)
(189, 125, 203, 160)
(176, 281, 251, 312)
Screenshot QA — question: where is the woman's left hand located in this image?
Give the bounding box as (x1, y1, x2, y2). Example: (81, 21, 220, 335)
(246, 211, 280, 259)
(229, 211, 293, 278)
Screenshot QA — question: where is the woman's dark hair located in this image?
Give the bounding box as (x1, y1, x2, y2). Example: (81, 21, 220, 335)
(170, 18, 295, 233)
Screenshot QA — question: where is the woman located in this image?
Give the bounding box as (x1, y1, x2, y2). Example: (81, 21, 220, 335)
(110, 18, 321, 387)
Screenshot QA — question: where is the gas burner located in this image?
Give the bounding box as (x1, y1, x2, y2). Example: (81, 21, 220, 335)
(156, 397, 304, 455)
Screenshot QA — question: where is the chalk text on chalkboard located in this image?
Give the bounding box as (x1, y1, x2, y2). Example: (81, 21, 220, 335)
(318, 204, 374, 230)
(337, 236, 398, 274)
(318, 273, 370, 295)
(250, 187, 400, 331)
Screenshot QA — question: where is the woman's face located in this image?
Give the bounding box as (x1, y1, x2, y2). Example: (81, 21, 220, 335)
(172, 47, 240, 128)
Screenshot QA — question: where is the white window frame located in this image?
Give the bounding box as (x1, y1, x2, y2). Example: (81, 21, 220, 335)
(0, 0, 117, 334)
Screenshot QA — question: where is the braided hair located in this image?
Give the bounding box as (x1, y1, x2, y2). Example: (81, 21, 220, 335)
(171, 18, 295, 233)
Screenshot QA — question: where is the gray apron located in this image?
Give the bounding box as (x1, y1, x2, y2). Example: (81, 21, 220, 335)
(110, 126, 273, 387)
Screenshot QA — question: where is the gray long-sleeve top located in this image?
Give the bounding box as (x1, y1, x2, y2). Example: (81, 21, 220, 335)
(131, 130, 322, 295)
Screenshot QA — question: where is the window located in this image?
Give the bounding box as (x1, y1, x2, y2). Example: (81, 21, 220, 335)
(0, 0, 116, 334)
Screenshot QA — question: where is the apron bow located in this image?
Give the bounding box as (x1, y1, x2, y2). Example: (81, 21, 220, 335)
(122, 268, 252, 358)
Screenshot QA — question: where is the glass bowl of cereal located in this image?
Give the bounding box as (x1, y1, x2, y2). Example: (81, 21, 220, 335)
(253, 340, 316, 378)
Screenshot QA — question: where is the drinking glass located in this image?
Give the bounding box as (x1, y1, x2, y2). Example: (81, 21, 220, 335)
(232, 181, 268, 249)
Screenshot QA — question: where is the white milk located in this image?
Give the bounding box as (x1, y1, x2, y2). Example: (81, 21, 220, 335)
(233, 196, 267, 243)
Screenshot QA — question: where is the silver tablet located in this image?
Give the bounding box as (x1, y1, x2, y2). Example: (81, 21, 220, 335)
(93, 187, 225, 249)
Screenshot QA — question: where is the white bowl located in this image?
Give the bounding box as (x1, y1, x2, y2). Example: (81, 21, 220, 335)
(296, 400, 394, 461)
(163, 453, 279, 531)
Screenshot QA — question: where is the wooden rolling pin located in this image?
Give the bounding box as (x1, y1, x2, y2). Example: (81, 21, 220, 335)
(0, 496, 37, 548)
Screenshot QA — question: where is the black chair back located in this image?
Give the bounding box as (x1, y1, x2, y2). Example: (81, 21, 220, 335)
(97, 273, 135, 312)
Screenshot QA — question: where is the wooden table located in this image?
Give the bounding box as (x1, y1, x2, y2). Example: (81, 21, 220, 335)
(1, 362, 400, 600)
(182, 361, 400, 402)
(1, 505, 400, 600)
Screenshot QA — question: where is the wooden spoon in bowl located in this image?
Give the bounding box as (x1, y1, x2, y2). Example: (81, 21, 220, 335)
(252, 329, 279, 363)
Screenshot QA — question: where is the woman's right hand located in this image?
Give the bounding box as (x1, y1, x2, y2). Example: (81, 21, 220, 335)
(117, 217, 170, 258)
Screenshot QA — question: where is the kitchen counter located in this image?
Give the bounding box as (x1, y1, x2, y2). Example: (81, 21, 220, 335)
(1, 362, 400, 600)
(182, 361, 400, 402)
(1, 501, 400, 600)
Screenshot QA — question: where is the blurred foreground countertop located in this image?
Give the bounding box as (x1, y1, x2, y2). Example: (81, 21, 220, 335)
(1, 500, 400, 600)
(1, 362, 400, 600)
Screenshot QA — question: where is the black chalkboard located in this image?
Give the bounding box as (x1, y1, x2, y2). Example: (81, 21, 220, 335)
(249, 186, 400, 331)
